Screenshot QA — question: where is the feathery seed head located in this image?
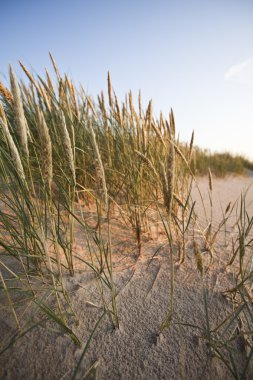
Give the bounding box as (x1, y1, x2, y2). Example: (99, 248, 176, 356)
(169, 109, 175, 137)
(37, 108, 53, 190)
(0, 81, 13, 103)
(138, 90, 142, 119)
(59, 111, 76, 185)
(49, 52, 61, 81)
(188, 130, 194, 161)
(19, 61, 42, 96)
(9, 65, 29, 159)
(0, 110, 25, 180)
(107, 71, 113, 109)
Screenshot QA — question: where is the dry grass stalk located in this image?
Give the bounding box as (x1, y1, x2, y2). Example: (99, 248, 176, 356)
(9, 65, 29, 159)
(161, 110, 176, 218)
(173, 143, 189, 168)
(208, 168, 213, 191)
(37, 108, 53, 190)
(0, 103, 7, 125)
(114, 93, 122, 125)
(107, 72, 113, 108)
(65, 75, 71, 92)
(144, 100, 152, 131)
(141, 121, 147, 152)
(19, 61, 42, 97)
(49, 51, 61, 81)
(165, 139, 175, 217)
(169, 108, 175, 136)
(129, 91, 135, 119)
(20, 80, 32, 103)
(188, 130, 194, 161)
(128, 91, 135, 128)
(97, 93, 103, 110)
(122, 103, 126, 120)
(25, 92, 33, 110)
(45, 69, 54, 92)
(70, 81, 80, 121)
(159, 112, 164, 133)
(89, 120, 108, 211)
(59, 80, 64, 104)
(67, 98, 76, 146)
(0, 81, 13, 103)
(124, 93, 128, 110)
(100, 91, 108, 129)
(147, 100, 153, 124)
(0, 104, 25, 180)
(87, 96, 97, 117)
(29, 82, 36, 103)
(38, 82, 51, 112)
(165, 120, 171, 137)
(98, 93, 111, 164)
(161, 163, 169, 213)
(144, 101, 152, 153)
(151, 121, 166, 148)
(134, 150, 159, 179)
(173, 193, 185, 208)
(132, 108, 141, 147)
(59, 111, 76, 184)
(138, 90, 142, 119)
(100, 91, 106, 114)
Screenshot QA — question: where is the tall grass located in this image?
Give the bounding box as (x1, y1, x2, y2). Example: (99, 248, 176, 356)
(191, 146, 253, 177)
(0, 56, 252, 377)
(0, 57, 185, 346)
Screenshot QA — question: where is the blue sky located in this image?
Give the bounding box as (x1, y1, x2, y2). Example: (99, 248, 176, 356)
(1, 0, 253, 158)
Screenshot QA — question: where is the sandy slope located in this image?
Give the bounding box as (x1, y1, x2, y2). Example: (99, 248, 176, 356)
(0, 175, 253, 379)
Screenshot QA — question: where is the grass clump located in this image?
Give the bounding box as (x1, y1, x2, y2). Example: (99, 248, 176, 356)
(191, 147, 253, 177)
(0, 55, 253, 379)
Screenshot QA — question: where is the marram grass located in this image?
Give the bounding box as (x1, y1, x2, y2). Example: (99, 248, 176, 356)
(0, 57, 252, 379)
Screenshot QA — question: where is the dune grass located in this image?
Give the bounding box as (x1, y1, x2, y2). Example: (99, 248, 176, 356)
(191, 146, 253, 177)
(0, 55, 253, 379)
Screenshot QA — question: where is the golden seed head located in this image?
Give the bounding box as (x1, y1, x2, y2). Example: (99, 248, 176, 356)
(189, 130, 194, 161)
(37, 108, 53, 190)
(107, 71, 113, 108)
(9, 65, 29, 159)
(0, 113, 25, 180)
(49, 51, 61, 81)
(59, 111, 76, 185)
(19, 61, 42, 96)
(0, 81, 13, 103)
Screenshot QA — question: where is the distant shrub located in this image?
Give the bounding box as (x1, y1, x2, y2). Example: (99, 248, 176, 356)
(189, 147, 253, 177)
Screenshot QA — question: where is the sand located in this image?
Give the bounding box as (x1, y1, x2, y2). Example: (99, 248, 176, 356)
(0, 175, 253, 379)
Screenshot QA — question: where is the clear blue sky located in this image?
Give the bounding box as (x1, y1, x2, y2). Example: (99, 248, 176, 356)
(1, 0, 253, 158)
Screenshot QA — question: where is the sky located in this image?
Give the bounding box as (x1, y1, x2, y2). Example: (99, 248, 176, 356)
(1, 0, 253, 159)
